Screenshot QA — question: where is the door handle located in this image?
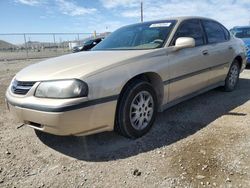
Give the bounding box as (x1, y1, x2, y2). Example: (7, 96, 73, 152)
(202, 50, 209, 55)
(228, 46, 233, 50)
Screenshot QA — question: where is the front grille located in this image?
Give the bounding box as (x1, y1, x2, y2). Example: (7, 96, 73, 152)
(245, 45, 250, 59)
(11, 80, 36, 95)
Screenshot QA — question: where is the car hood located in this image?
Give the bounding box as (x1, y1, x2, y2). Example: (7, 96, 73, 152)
(15, 50, 153, 81)
(241, 38, 250, 46)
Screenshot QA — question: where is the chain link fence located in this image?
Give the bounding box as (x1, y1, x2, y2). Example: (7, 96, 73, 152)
(0, 32, 105, 61)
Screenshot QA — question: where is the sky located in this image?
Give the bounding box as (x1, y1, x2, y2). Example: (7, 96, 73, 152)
(0, 0, 250, 43)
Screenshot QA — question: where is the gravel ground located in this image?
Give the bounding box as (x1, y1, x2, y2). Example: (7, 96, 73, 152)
(0, 59, 250, 188)
(0, 49, 69, 61)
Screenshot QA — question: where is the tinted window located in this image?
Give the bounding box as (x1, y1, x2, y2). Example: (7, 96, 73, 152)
(203, 20, 226, 43)
(84, 40, 93, 45)
(231, 27, 250, 38)
(173, 19, 204, 46)
(223, 27, 230, 40)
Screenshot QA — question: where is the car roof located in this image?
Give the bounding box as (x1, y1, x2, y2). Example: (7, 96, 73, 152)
(156, 16, 215, 22)
(231, 26, 250, 29)
(124, 16, 218, 27)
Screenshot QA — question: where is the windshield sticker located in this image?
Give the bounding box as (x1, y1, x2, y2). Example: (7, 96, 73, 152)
(149, 23, 172, 28)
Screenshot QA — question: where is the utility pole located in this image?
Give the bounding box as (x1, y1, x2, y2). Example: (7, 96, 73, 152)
(140, 1, 143, 22)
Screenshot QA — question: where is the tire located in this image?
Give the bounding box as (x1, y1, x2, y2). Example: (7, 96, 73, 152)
(224, 60, 240, 92)
(115, 80, 158, 139)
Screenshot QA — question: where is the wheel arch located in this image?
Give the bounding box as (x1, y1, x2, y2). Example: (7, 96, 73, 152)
(117, 72, 164, 110)
(234, 55, 243, 70)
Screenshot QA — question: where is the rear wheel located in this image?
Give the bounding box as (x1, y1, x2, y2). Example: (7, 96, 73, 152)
(115, 80, 158, 138)
(224, 60, 240, 92)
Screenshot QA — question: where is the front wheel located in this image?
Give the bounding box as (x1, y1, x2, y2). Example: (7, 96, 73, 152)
(115, 80, 158, 138)
(224, 60, 240, 92)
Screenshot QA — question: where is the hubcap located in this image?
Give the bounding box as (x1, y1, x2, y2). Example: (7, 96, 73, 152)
(129, 91, 154, 130)
(228, 64, 239, 87)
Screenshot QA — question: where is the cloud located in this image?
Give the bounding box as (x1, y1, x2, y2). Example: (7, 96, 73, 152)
(120, 0, 250, 28)
(56, 0, 97, 16)
(100, 0, 140, 9)
(15, 0, 41, 6)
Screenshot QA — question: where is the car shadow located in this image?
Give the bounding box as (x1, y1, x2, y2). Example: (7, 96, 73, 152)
(36, 78, 250, 162)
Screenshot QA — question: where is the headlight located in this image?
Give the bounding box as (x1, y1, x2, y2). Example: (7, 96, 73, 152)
(35, 79, 88, 99)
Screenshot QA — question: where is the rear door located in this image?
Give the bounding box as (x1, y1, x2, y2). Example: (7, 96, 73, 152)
(201, 19, 234, 85)
(167, 19, 211, 102)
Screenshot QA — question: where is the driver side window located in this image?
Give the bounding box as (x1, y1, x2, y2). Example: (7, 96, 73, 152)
(172, 19, 205, 46)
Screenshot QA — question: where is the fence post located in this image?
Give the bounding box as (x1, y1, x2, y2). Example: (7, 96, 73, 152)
(53, 33, 56, 52)
(77, 34, 80, 45)
(23, 33, 28, 58)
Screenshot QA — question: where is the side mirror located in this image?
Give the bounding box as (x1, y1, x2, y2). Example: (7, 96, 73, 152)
(174, 37, 195, 51)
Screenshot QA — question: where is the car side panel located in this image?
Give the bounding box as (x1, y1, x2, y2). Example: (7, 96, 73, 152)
(84, 40, 246, 116)
(166, 46, 211, 102)
(206, 41, 234, 85)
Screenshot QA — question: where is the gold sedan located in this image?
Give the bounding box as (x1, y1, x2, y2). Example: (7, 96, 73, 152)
(6, 16, 246, 138)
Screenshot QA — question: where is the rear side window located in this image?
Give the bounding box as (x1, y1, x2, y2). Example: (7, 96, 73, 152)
(203, 20, 227, 43)
(173, 19, 205, 46)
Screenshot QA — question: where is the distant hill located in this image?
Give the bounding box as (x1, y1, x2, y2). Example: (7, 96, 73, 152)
(0, 40, 16, 49)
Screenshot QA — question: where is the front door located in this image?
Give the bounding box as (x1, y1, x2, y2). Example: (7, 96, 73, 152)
(167, 19, 211, 102)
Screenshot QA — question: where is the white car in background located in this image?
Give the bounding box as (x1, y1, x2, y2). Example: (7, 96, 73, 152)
(6, 16, 246, 138)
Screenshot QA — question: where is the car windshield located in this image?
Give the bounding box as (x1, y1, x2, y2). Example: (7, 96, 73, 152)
(233, 28, 250, 38)
(92, 20, 176, 50)
(84, 39, 93, 45)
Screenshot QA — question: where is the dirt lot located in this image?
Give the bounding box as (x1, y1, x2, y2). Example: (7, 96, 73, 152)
(0, 59, 250, 188)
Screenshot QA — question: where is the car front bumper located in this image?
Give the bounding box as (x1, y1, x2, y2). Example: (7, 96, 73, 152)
(6, 90, 117, 136)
